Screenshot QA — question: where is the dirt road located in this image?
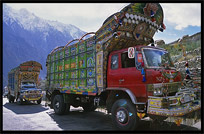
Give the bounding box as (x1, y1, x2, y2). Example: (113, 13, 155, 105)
(2, 97, 201, 131)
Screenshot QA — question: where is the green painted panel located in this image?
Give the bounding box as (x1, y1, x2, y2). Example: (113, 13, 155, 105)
(55, 80, 59, 85)
(70, 44, 77, 56)
(87, 78, 96, 88)
(79, 69, 86, 78)
(64, 58, 70, 71)
(47, 63, 50, 75)
(51, 54, 55, 62)
(47, 37, 96, 94)
(59, 50, 64, 59)
(50, 74, 54, 81)
(87, 51, 95, 67)
(87, 39, 95, 51)
(54, 61, 58, 72)
(60, 80, 64, 87)
(50, 81, 54, 85)
(71, 79, 78, 88)
(55, 52, 58, 61)
(59, 72, 64, 80)
(64, 71, 70, 79)
(58, 60, 64, 71)
(70, 56, 77, 70)
(87, 68, 95, 77)
(65, 47, 70, 57)
(64, 80, 70, 87)
(50, 62, 54, 73)
(78, 41, 86, 53)
(55, 73, 58, 80)
(79, 79, 86, 88)
(70, 70, 77, 79)
(78, 53, 86, 69)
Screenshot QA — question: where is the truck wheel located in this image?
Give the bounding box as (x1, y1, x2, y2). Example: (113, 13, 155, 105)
(52, 95, 66, 115)
(8, 94, 12, 103)
(8, 94, 14, 103)
(111, 99, 138, 130)
(65, 103, 70, 114)
(17, 97, 23, 105)
(37, 98, 42, 104)
(82, 103, 97, 112)
(12, 96, 15, 103)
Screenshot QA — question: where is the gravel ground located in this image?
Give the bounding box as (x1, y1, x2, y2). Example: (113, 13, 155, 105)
(2, 97, 201, 132)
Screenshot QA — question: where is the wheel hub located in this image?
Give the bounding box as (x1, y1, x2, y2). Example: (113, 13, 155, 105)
(55, 102, 60, 109)
(116, 110, 127, 123)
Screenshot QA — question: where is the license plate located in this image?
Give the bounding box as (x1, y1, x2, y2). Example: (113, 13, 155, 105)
(30, 94, 37, 98)
(184, 96, 191, 102)
(182, 94, 191, 103)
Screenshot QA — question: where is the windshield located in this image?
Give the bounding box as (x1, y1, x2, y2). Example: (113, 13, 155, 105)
(143, 48, 174, 68)
(21, 82, 36, 89)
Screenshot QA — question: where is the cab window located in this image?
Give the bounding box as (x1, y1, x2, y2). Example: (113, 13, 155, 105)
(111, 54, 118, 69)
(121, 52, 135, 68)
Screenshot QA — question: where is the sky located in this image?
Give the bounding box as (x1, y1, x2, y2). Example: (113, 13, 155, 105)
(6, 3, 201, 44)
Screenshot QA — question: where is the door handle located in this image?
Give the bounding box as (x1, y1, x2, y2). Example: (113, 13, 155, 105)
(119, 79, 124, 82)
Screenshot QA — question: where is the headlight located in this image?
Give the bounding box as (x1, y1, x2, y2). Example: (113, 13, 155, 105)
(153, 88, 163, 96)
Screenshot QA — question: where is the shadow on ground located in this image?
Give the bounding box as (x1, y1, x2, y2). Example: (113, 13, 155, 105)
(47, 108, 114, 131)
(3, 101, 49, 114)
(47, 108, 200, 131)
(138, 119, 200, 131)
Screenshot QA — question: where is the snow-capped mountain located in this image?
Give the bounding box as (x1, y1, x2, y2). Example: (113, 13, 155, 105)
(3, 4, 85, 39)
(3, 4, 87, 87)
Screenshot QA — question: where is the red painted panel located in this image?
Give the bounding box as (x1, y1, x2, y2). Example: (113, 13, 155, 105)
(107, 49, 147, 102)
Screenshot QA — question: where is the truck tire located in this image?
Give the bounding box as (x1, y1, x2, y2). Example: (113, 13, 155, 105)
(37, 98, 42, 104)
(52, 95, 66, 115)
(111, 99, 138, 130)
(8, 94, 14, 103)
(8, 94, 12, 103)
(65, 103, 70, 114)
(17, 97, 23, 105)
(82, 103, 97, 112)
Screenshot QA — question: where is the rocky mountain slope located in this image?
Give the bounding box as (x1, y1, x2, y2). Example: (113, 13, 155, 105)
(159, 32, 201, 88)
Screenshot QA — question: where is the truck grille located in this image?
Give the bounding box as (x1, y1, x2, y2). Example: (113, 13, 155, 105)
(147, 82, 182, 96)
(26, 90, 40, 94)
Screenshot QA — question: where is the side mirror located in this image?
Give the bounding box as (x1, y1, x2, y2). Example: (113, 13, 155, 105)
(137, 53, 143, 62)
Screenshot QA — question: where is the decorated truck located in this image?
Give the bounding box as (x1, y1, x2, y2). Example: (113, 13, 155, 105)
(45, 3, 201, 130)
(8, 61, 43, 104)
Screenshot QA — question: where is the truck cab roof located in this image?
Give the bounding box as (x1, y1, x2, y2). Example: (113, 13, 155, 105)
(110, 45, 166, 55)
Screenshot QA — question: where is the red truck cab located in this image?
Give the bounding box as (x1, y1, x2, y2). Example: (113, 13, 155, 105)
(107, 45, 182, 103)
(106, 45, 200, 130)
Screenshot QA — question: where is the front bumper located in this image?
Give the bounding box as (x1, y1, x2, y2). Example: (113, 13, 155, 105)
(147, 100, 200, 117)
(147, 88, 201, 117)
(20, 93, 43, 101)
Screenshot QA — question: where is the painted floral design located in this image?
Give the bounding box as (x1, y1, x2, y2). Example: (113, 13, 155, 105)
(143, 3, 158, 17)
